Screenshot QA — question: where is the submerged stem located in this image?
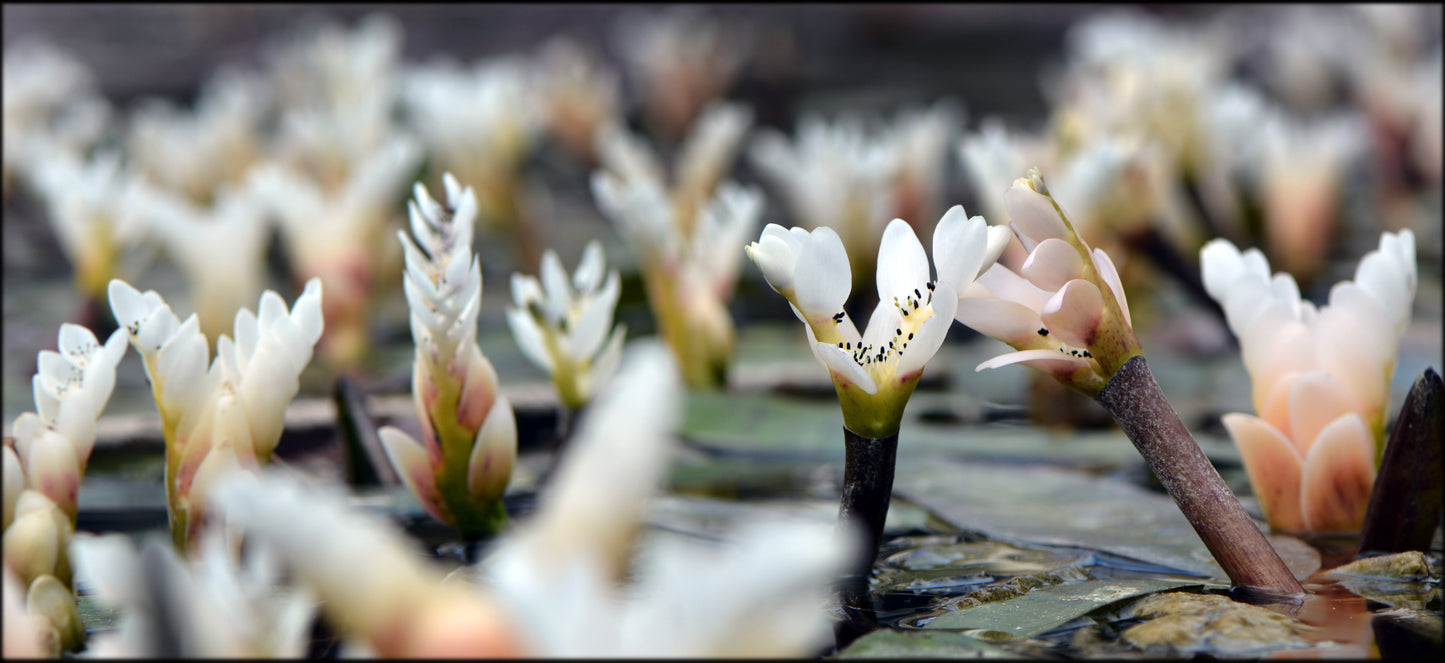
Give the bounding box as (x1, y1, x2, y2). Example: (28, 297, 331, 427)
(1096, 355, 1304, 597)
(838, 429, 898, 580)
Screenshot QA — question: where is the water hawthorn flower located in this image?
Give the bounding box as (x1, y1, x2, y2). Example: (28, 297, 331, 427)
(591, 104, 761, 388)
(1202, 230, 1417, 535)
(378, 174, 518, 538)
(3, 322, 127, 653)
(749, 210, 1008, 438)
(506, 240, 626, 412)
(956, 169, 1142, 397)
(108, 277, 323, 549)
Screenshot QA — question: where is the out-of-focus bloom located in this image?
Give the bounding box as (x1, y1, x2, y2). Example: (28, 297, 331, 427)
(507, 240, 626, 411)
(211, 470, 525, 658)
(955, 170, 1142, 397)
(128, 181, 272, 345)
(265, 13, 402, 131)
(4, 566, 54, 657)
(591, 105, 761, 388)
(251, 135, 421, 368)
(612, 6, 748, 141)
(1202, 231, 1416, 534)
(70, 529, 314, 658)
(484, 342, 852, 656)
(401, 56, 542, 228)
(125, 68, 269, 205)
(2, 40, 110, 196)
(378, 175, 517, 538)
(535, 36, 622, 164)
(8, 323, 127, 520)
(886, 100, 962, 237)
(1258, 111, 1367, 283)
(108, 277, 324, 548)
(748, 209, 1007, 437)
(24, 149, 151, 302)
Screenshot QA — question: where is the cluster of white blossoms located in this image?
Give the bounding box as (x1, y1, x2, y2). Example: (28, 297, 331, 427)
(748, 206, 1010, 437)
(378, 174, 518, 538)
(591, 102, 762, 388)
(507, 240, 626, 411)
(108, 277, 324, 548)
(1202, 230, 1416, 534)
(4, 322, 127, 654)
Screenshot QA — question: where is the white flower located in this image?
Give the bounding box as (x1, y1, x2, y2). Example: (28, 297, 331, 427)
(507, 240, 626, 410)
(71, 529, 315, 658)
(611, 6, 747, 138)
(379, 174, 517, 537)
(749, 209, 1005, 437)
(955, 171, 1140, 396)
(7, 322, 127, 518)
(3, 40, 110, 189)
(1202, 230, 1416, 534)
(108, 277, 323, 545)
(536, 36, 622, 161)
(24, 149, 150, 299)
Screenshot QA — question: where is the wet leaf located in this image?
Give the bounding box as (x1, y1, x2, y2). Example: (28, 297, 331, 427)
(920, 576, 1192, 637)
(838, 628, 1022, 658)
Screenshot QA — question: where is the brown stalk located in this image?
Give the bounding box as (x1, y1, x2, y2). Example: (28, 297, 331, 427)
(1096, 355, 1304, 597)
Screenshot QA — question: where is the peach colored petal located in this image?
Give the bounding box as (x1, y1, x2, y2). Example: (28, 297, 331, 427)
(379, 427, 448, 525)
(1287, 372, 1361, 459)
(1020, 238, 1084, 292)
(1039, 279, 1103, 350)
(1222, 413, 1305, 533)
(1258, 372, 1300, 440)
(1299, 413, 1376, 534)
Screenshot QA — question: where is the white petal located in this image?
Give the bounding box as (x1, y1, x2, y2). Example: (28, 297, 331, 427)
(510, 273, 544, 310)
(1004, 179, 1067, 244)
(573, 241, 606, 293)
(813, 343, 876, 395)
(506, 308, 555, 373)
(1091, 248, 1131, 327)
(954, 296, 1043, 348)
(539, 250, 572, 322)
(931, 206, 988, 294)
(976, 348, 1090, 373)
(875, 219, 930, 302)
(974, 263, 1048, 313)
(1199, 238, 1245, 303)
(792, 227, 852, 319)
(1040, 279, 1104, 349)
(590, 324, 627, 389)
(1020, 238, 1085, 292)
(570, 272, 619, 362)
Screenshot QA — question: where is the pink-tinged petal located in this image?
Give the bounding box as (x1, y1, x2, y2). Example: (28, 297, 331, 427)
(1314, 317, 1389, 427)
(1091, 248, 1131, 327)
(813, 343, 876, 395)
(1039, 279, 1103, 349)
(1287, 372, 1361, 459)
(793, 227, 852, 319)
(1004, 179, 1067, 244)
(3, 445, 22, 530)
(1242, 317, 1314, 414)
(1222, 413, 1305, 533)
(931, 206, 989, 294)
(456, 349, 501, 435)
(974, 263, 1048, 312)
(896, 282, 956, 377)
(976, 348, 1090, 375)
(954, 297, 1043, 347)
(24, 429, 79, 517)
(1299, 413, 1376, 534)
(876, 219, 930, 302)
(378, 426, 448, 525)
(467, 397, 517, 504)
(1020, 238, 1084, 292)
(1258, 372, 1301, 441)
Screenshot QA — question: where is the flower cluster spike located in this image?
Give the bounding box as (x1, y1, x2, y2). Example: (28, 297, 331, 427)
(591, 104, 761, 389)
(3, 322, 127, 653)
(956, 168, 1143, 397)
(507, 240, 627, 411)
(1201, 230, 1416, 535)
(379, 173, 517, 538)
(108, 277, 324, 549)
(747, 207, 1008, 438)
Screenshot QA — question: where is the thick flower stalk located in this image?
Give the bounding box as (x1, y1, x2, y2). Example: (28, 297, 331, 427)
(378, 174, 518, 539)
(1202, 230, 1416, 535)
(506, 240, 626, 412)
(748, 208, 1006, 578)
(108, 277, 324, 549)
(591, 106, 760, 388)
(955, 169, 1304, 596)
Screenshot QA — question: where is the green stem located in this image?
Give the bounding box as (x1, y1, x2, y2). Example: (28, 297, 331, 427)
(1096, 356, 1303, 597)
